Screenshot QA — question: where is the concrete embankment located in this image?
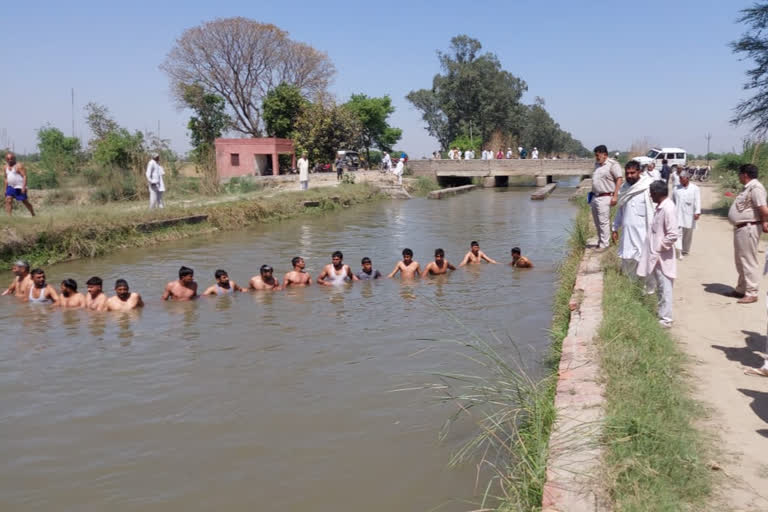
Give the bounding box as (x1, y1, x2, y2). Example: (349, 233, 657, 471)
(427, 184, 476, 199)
(531, 183, 557, 200)
(541, 241, 607, 511)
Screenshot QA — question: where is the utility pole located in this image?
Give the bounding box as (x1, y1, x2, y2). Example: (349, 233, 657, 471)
(71, 88, 75, 138)
(705, 132, 712, 167)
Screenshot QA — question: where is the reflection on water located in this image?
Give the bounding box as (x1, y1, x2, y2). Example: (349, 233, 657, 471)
(0, 189, 576, 512)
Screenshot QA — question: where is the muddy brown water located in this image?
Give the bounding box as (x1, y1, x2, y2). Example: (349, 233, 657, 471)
(0, 188, 577, 511)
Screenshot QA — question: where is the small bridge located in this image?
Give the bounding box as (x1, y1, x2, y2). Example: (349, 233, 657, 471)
(408, 159, 593, 187)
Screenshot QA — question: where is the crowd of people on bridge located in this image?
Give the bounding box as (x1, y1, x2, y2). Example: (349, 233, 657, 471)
(1, 242, 534, 311)
(441, 146, 543, 160)
(590, 144, 765, 334)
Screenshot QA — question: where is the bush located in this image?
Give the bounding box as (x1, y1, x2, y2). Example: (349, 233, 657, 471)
(26, 166, 59, 189)
(222, 177, 263, 195)
(37, 126, 82, 175)
(341, 172, 356, 184)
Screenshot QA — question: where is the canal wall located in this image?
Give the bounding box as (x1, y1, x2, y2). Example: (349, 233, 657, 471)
(541, 241, 608, 511)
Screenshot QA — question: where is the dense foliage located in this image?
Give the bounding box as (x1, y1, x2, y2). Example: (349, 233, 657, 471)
(262, 83, 308, 139)
(408, 35, 587, 155)
(36, 126, 81, 175)
(291, 98, 362, 164)
(732, 3, 768, 134)
(344, 94, 402, 163)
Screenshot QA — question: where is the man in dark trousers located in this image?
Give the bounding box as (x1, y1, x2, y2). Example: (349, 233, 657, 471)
(660, 159, 671, 183)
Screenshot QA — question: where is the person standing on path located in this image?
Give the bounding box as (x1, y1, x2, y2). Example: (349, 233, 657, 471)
(297, 152, 309, 190)
(637, 180, 678, 328)
(4, 152, 35, 216)
(660, 159, 671, 183)
(531, 147, 539, 160)
(335, 155, 344, 181)
(672, 170, 701, 259)
(727, 164, 768, 304)
(145, 153, 165, 209)
(591, 145, 623, 249)
(612, 161, 655, 279)
(393, 157, 404, 185)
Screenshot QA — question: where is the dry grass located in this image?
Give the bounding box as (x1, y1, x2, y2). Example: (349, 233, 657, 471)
(0, 184, 382, 268)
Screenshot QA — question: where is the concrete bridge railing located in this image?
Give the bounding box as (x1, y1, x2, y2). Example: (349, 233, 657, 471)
(408, 158, 593, 178)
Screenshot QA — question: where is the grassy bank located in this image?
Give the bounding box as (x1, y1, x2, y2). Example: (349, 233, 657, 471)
(0, 184, 382, 268)
(598, 263, 712, 510)
(440, 198, 591, 511)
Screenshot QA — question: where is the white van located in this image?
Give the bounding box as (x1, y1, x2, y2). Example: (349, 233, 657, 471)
(632, 147, 687, 169)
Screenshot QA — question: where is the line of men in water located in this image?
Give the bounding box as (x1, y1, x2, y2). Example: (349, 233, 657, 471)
(2, 242, 533, 310)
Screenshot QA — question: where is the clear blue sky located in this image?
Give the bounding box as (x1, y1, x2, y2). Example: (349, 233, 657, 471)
(0, 0, 758, 157)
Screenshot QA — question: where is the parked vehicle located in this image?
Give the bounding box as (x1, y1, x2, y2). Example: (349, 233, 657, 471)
(632, 147, 687, 169)
(335, 150, 360, 172)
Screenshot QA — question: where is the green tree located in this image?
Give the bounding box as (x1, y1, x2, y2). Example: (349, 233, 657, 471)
(732, 3, 768, 133)
(182, 84, 230, 160)
(292, 98, 362, 164)
(263, 83, 308, 138)
(407, 35, 528, 150)
(344, 93, 402, 163)
(36, 126, 81, 175)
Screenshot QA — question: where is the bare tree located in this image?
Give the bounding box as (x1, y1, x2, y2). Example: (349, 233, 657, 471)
(161, 17, 335, 137)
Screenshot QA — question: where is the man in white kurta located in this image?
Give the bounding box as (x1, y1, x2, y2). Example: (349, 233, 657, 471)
(393, 159, 404, 185)
(612, 161, 655, 278)
(638, 180, 679, 328)
(672, 170, 701, 258)
(643, 162, 661, 181)
(145, 153, 165, 209)
(297, 152, 309, 190)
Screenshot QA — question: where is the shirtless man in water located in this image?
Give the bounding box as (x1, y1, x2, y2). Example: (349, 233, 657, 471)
(162, 266, 198, 301)
(84, 276, 108, 311)
(249, 265, 281, 291)
(458, 241, 498, 266)
(283, 256, 312, 287)
(25, 268, 58, 304)
(388, 248, 421, 279)
(203, 269, 245, 296)
(106, 279, 144, 311)
(422, 248, 456, 276)
(59, 279, 85, 308)
(317, 251, 357, 286)
(2, 260, 32, 298)
(509, 247, 534, 268)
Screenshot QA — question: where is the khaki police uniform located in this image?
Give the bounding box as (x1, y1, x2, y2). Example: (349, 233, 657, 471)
(591, 158, 623, 248)
(728, 179, 767, 297)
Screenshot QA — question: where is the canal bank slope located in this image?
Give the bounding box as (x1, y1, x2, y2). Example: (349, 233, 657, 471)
(0, 183, 384, 268)
(670, 185, 768, 510)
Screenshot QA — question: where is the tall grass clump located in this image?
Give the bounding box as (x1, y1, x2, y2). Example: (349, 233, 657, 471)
(598, 264, 711, 510)
(407, 176, 440, 196)
(437, 198, 591, 511)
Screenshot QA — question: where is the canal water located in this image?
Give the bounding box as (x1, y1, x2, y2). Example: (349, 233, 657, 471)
(0, 188, 577, 511)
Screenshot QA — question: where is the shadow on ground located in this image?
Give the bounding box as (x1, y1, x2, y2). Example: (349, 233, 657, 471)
(738, 389, 768, 432)
(711, 330, 766, 368)
(702, 283, 736, 297)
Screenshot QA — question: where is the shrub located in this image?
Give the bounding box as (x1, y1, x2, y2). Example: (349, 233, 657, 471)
(341, 172, 356, 184)
(26, 166, 59, 189)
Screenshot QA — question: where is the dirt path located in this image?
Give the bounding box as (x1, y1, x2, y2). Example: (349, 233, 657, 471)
(672, 185, 768, 510)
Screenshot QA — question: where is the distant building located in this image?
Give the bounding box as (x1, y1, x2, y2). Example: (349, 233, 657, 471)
(214, 138, 296, 181)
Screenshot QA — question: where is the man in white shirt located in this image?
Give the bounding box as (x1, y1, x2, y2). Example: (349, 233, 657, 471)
(297, 151, 309, 190)
(393, 158, 404, 185)
(506, 148, 513, 159)
(672, 170, 701, 259)
(643, 162, 661, 181)
(145, 153, 165, 209)
(464, 149, 473, 160)
(382, 151, 392, 172)
(612, 161, 655, 279)
(531, 147, 539, 160)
